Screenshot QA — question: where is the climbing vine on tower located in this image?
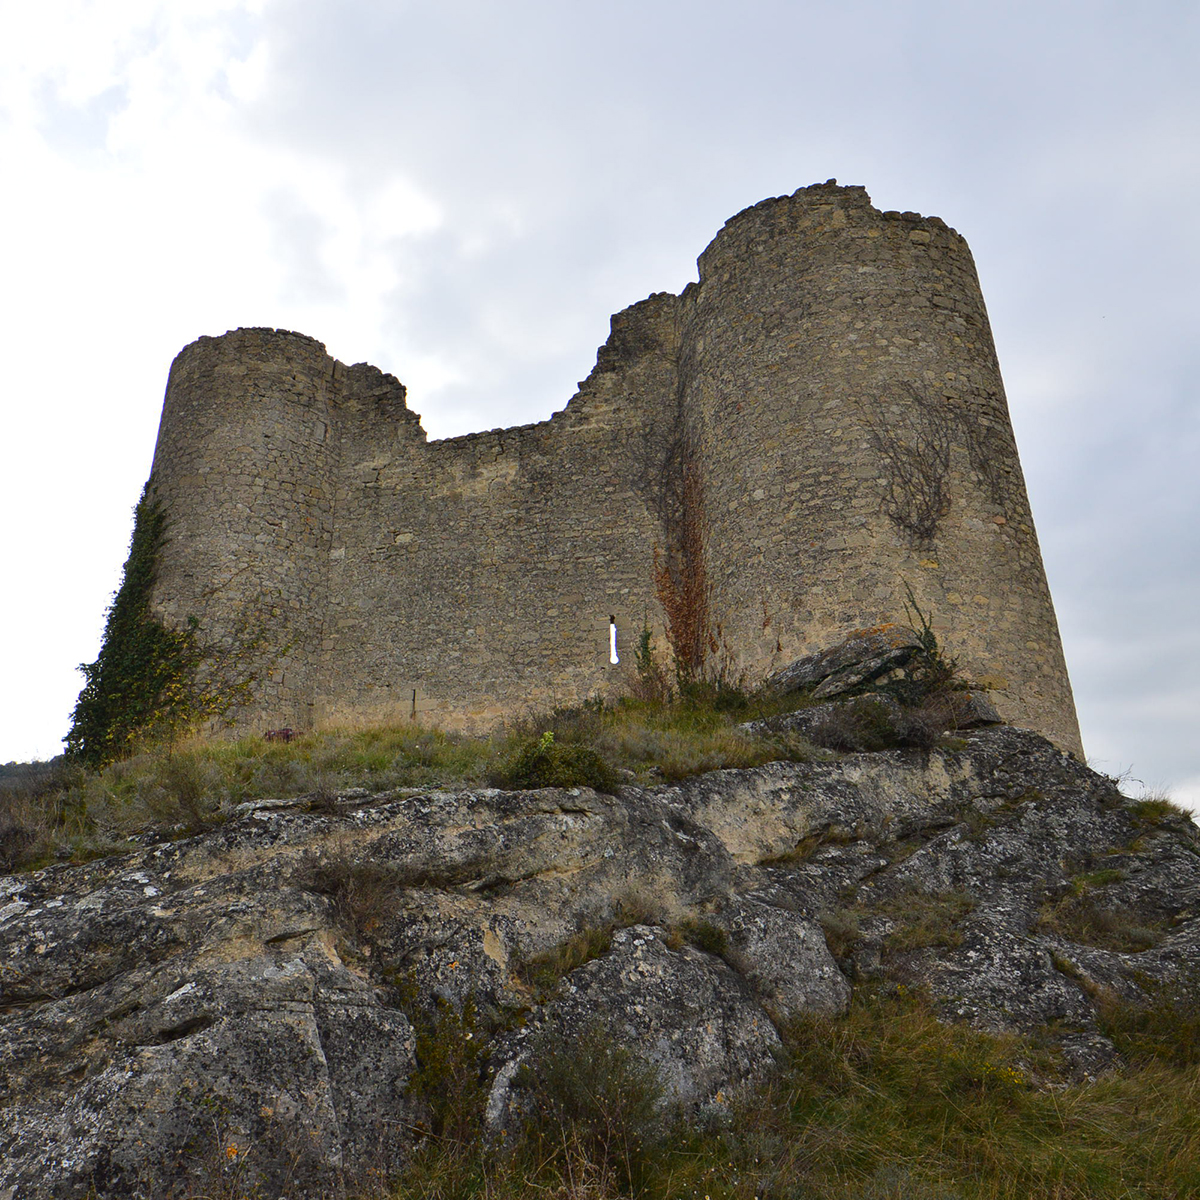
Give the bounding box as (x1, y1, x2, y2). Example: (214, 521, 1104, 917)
(66, 483, 246, 767)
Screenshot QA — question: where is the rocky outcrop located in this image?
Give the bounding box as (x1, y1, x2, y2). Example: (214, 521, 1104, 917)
(764, 624, 924, 698)
(3, 727, 1199, 1198)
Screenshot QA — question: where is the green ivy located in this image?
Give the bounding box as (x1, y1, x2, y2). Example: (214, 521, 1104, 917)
(66, 483, 206, 767)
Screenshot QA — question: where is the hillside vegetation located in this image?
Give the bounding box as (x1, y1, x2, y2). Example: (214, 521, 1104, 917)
(4, 681, 1200, 1199)
(1, 683, 825, 873)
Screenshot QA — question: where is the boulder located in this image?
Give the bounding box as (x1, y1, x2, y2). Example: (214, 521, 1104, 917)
(487, 924, 783, 1131)
(766, 625, 922, 696)
(944, 690, 1002, 728)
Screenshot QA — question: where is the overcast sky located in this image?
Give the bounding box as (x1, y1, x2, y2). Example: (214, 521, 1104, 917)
(1, 0, 1197, 805)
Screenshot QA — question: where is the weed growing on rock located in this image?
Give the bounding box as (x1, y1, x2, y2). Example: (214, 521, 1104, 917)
(299, 850, 402, 938)
(517, 896, 675, 1001)
(1037, 888, 1167, 953)
(669, 916, 730, 959)
(1098, 972, 1200, 1068)
(820, 908, 866, 966)
(879, 890, 976, 955)
(819, 889, 975, 979)
(519, 926, 615, 1000)
(1125, 792, 1196, 828)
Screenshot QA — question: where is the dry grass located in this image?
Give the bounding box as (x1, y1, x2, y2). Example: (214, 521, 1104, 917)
(297, 847, 404, 937)
(381, 986, 1200, 1200)
(1037, 870, 1168, 953)
(0, 689, 828, 872)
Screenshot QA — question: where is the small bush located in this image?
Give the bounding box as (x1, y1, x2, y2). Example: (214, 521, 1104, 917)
(884, 585, 971, 708)
(407, 995, 489, 1144)
(805, 695, 961, 755)
(0, 794, 47, 871)
(808, 698, 901, 753)
(891, 698, 954, 749)
(139, 754, 228, 832)
(628, 626, 672, 704)
(522, 1022, 666, 1194)
(298, 851, 401, 937)
(0, 759, 80, 870)
(490, 731, 619, 792)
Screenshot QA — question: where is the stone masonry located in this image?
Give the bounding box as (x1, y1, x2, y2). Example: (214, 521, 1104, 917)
(143, 182, 1083, 755)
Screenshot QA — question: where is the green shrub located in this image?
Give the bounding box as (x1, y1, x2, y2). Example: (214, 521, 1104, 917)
(406, 996, 490, 1145)
(490, 731, 619, 792)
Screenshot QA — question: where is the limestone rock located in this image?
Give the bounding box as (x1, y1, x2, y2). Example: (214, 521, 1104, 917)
(741, 694, 904, 741)
(766, 625, 922, 696)
(4, 727, 1200, 1194)
(726, 897, 851, 1017)
(941, 690, 1002, 728)
(487, 924, 782, 1130)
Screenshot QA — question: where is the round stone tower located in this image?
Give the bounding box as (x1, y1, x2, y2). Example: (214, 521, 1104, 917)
(146, 328, 341, 730)
(680, 182, 1081, 754)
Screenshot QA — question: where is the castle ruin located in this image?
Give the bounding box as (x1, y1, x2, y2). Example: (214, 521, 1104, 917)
(142, 181, 1083, 755)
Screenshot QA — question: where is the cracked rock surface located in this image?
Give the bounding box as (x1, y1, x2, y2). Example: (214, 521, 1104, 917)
(3, 727, 1199, 1197)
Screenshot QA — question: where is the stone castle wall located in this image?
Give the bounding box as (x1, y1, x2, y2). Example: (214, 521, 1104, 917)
(679, 183, 1078, 751)
(144, 182, 1083, 754)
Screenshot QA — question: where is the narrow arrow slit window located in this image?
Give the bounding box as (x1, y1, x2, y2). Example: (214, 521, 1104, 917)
(609, 616, 619, 665)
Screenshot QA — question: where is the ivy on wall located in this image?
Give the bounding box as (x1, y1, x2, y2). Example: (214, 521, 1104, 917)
(66, 484, 215, 767)
(861, 385, 955, 545)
